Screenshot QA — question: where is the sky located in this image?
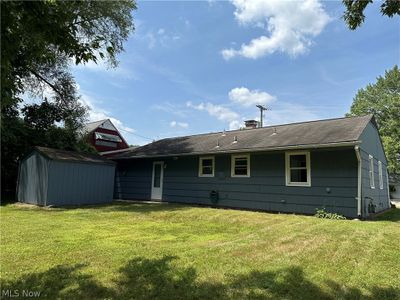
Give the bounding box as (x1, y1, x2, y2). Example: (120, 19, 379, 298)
(72, 0, 399, 145)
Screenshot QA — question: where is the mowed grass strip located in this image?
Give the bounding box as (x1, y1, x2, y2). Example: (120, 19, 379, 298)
(1, 202, 399, 299)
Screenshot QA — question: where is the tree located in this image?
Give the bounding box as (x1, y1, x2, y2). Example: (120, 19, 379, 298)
(347, 65, 400, 174)
(343, 0, 400, 30)
(0, 1, 136, 196)
(1, 0, 136, 113)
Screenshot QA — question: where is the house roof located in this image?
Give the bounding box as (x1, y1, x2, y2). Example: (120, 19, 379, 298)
(34, 146, 115, 165)
(111, 115, 375, 159)
(84, 119, 108, 133)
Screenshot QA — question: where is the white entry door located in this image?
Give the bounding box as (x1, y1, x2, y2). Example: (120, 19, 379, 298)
(151, 161, 164, 200)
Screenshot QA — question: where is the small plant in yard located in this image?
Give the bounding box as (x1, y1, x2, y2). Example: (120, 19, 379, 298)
(315, 208, 347, 220)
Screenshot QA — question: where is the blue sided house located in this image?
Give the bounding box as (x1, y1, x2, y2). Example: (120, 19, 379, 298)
(111, 115, 390, 219)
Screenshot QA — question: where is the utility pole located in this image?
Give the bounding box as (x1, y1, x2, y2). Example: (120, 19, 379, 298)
(256, 105, 269, 127)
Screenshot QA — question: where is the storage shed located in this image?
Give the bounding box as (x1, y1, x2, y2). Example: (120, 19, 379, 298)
(17, 147, 115, 206)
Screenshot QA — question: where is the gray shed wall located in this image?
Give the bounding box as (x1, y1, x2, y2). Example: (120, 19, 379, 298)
(115, 148, 359, 218)
(17, 151, 49, 205)
(46, 161, 115, 206)
(359, 122, 390, 216)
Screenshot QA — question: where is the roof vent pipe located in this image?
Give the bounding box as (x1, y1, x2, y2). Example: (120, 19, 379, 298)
(222, 130, 226, 137)
(233, 136, 238, 143)
(216, 140, 220, 148)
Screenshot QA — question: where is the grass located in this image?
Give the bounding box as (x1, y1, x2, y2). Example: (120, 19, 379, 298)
(1, 202, 399, 300)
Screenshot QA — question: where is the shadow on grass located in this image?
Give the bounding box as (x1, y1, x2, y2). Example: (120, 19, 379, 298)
(102, 201, 191, 214)
(372, 208, 400, 222)
(2, 256, 398, 300)
(5, 201, 191, 214)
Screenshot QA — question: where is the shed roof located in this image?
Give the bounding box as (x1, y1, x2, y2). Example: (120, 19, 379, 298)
(34, 147, 115, 165)
(111, 115, 374, 159)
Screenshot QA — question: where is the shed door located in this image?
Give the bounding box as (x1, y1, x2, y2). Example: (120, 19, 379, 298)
(151, 161, 164, 200)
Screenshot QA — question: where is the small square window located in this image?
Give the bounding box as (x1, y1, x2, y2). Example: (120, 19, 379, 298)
(199, 157, 214, 177)
(231, 154, 250, 177)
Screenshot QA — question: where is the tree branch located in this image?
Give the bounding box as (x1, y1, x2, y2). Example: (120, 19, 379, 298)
(28, 69, 63, 98)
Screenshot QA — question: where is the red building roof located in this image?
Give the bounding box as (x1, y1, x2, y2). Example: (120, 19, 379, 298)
(84, 119, 129, 153)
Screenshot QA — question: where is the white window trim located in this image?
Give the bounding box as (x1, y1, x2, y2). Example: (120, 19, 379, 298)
(231, 154, 250, 178)
(285, 151, 311, 187)
(198, 156, 215, 177)
(369, 155, 375, 189)
(378, 161, 383, 190)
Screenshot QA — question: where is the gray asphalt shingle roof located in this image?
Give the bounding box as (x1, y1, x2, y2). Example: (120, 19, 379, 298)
(112, 115, 374, 159)
(35, 147, 115, 165)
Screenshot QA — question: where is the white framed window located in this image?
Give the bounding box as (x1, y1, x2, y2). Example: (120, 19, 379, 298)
(285, 151, 311, 187)
(231, 154, 250, 177)
(378, 161, 383, 189)
(198, 156, 215, 177)
(369, 155, 375, 189)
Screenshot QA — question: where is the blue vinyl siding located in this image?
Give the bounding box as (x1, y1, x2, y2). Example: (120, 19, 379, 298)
(46, 161, 115, 206)
(359, 122, 390, 216)
(114, 159, 152, 200)
(115, 148, 359, 218)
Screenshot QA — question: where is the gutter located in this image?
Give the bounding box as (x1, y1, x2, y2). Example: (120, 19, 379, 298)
(355, 145, 362, 218)
(112, 140, 361, 160)
(100, 148, 135, 156)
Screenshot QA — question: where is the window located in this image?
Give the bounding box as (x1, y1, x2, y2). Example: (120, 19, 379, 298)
(95, 132, 122, 142)
(378, 161, 383, 189)
(285, 151, 311, 187)
(369, 155, 375, 189)
(95, 140, 117, 148)
(199, 156, 215, 177)
(231, 154, 250, 177)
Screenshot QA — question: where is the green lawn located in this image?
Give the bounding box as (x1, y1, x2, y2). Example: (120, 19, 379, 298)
(1, 202, 399, 300)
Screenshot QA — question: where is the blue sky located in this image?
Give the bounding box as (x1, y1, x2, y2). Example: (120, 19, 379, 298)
(72, 0, 399, 145)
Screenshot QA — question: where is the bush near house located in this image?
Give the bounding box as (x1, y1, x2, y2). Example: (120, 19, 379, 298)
(1, 202, 399, 299)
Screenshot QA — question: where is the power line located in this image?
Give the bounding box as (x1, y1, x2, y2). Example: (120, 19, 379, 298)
(118, 128, 154, 141)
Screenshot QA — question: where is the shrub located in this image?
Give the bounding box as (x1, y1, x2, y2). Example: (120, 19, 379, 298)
(315, 208, 347, 220)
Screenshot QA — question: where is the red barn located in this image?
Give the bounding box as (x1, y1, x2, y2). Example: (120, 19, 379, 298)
(84, 119, 129, 153)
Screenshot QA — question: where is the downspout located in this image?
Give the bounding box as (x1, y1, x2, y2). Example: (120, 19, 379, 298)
(355, 146, 362, 218)
(386, 169, 391, 207)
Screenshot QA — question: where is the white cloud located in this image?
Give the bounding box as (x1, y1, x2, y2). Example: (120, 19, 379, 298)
(79, 92, 136, 135)
(145, 32, 157, 49)
(229, 87, 276, 107)
(137, 26, 181, 50)
(222, 0, 331, 60)
(170, 120, 189, 128)
(186, 101, 241, 130)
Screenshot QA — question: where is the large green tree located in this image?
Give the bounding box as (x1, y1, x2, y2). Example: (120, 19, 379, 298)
(1, 1, 136, 196)
(347, 65, 400, 174)
(343, 0, 400, 30)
